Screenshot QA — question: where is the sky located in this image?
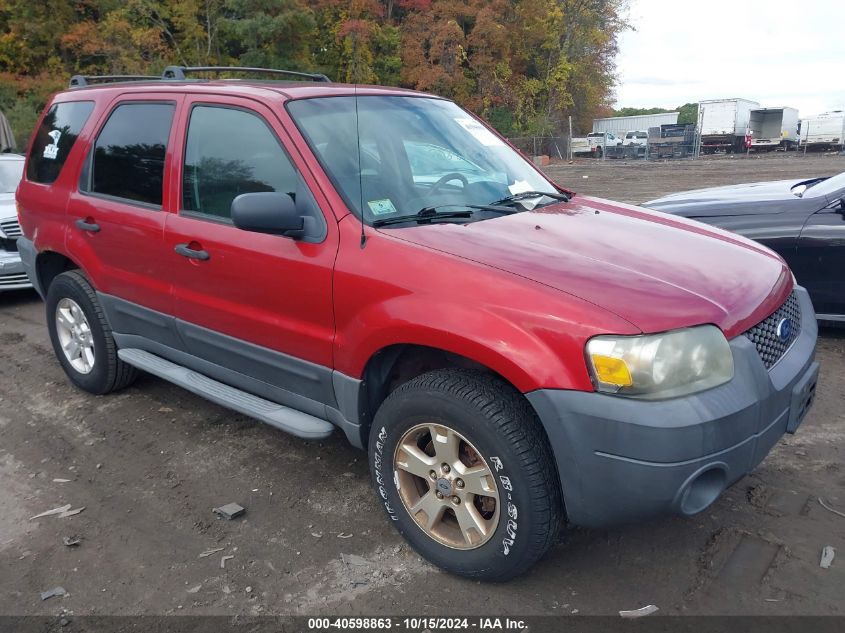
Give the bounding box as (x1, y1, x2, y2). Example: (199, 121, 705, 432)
(615, 0, 845, 118)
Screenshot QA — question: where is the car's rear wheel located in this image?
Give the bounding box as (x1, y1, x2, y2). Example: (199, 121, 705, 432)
(369, 369, 562, 581)
(46, 270, 137, 395)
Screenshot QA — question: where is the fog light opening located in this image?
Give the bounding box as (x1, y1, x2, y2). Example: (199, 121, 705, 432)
(679, 467, 726, 516)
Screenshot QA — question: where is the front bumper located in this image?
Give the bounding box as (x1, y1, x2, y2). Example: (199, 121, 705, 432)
(0, 245, 32, 291)
(527, 287, 819, 528)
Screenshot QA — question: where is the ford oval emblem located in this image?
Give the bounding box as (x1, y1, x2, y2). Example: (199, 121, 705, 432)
(776, 318, 793, 342)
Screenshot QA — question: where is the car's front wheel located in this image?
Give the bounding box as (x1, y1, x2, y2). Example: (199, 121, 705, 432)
(369, 369, 562, 581)
(46, 270, 137, 395)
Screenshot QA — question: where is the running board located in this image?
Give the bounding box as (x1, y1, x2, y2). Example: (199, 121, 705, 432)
(117, 348, 334, 440)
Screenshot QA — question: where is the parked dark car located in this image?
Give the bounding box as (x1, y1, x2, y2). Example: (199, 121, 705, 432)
(645, 172, 845, 322)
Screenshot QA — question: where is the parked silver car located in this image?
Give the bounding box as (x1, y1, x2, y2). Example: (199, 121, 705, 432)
(0, 154, 30, 291)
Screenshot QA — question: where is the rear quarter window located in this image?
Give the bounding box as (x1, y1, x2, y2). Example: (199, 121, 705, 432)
(26, 101, 95, 184)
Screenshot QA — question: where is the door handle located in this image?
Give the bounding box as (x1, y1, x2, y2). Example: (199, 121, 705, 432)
(75, 218, 100, 233)
(175, 243, 210, 261)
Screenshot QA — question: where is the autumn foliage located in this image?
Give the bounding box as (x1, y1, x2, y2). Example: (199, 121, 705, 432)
(0, 0, 626, 146)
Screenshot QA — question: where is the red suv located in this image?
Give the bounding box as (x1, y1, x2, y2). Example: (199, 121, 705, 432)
(16, 67, 819, 581)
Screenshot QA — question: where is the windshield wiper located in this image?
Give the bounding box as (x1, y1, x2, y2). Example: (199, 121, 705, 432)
(466, 204, 522, 214)
(490, 190, 570, 206)
(373, 204, 532, 228)
(372, 206, 473, 228)
(372, 203, 520, 228)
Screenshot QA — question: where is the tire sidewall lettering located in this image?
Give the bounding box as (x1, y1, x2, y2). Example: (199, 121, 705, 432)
(491, 456, 519, 556)
(373, 426, 398, 521)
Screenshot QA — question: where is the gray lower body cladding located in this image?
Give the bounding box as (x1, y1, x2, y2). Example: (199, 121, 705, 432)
(98, 292, 366, 447)
(528, 287, 819, 528)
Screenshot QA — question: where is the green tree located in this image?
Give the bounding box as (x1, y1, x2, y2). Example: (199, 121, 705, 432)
(371, 24, 402, 85)
(221, 0, 315, 71)
(677, 102, 699, 125)
(612, 106, 672, 117)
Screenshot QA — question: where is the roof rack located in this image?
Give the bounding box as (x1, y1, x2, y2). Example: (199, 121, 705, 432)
(161, 66, 331, 83)
(69, 74, 160, 88)
(68, 66, 331, 89)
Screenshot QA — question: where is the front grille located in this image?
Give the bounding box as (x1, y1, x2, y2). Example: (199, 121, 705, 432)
(743, 291, 801, 369)
(0, 218, 22, 239)
(0, 272, 30, 286)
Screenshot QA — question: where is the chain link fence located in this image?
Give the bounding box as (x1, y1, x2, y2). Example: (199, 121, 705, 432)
(506, 126, 839, 162)
(506, 136, 570, 161)
(507, 125, 703, 162)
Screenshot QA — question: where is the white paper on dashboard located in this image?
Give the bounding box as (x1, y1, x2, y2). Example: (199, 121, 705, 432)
(508, 180, 533, 195)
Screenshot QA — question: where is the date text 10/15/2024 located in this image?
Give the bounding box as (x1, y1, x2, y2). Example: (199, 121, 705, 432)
(307, 617, 529, 631)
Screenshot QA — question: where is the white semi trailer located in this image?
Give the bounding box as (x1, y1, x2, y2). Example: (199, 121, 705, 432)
(800, 111, 845, 151)
(592, 112, 679, 136)
(698, 98, 759, 153)
(749, 107, 799, 151)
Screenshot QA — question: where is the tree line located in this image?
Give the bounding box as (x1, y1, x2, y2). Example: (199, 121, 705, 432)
(609, 104, 699, 125)
(0, 0, 627, 148)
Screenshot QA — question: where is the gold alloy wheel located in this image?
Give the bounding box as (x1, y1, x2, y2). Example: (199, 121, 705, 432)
(393, 423, 500, 549)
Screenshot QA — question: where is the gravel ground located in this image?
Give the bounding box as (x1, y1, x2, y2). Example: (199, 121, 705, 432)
(1, 152, 843, 617)
(546, 151, 845, 204)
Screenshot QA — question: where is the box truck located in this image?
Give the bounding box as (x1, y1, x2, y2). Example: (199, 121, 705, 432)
(698, 98, 759, 153)
(749, 107, 799, 151)
(800, 111, 845, 151)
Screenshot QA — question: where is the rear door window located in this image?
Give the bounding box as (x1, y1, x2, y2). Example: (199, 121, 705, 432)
(26, 101, 94, 184)
(89, 102, 175, 207)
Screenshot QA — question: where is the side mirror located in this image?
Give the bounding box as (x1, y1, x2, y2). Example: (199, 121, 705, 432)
(231, 192, 304, 239)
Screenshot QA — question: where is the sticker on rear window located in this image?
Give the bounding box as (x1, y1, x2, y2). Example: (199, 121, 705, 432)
(455, 117, 504, 147)
(43, 130, 62, 160)
(367, 198, 398, 216)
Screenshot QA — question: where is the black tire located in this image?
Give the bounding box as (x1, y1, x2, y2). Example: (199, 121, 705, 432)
(46, 270, 137, 395)
(369, 369, 562, 581)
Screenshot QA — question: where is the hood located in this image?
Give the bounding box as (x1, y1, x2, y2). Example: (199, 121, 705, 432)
(384, 196, 791, 338)
(643, 178, 813, 217)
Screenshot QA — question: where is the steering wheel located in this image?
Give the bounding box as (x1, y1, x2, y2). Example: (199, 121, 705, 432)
(427, 172, 469, 197)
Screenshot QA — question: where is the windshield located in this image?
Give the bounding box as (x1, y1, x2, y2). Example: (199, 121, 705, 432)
(287, 96, 559, 224)
(0, 159, 24, 194)
(802, 171, 845, 199)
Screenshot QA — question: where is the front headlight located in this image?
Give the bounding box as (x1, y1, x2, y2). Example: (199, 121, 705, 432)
(585, 325, 734, 399)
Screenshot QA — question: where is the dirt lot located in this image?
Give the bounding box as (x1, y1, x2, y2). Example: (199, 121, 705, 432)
(1, 153, 843, 618)
(546, 151, 845, 204)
